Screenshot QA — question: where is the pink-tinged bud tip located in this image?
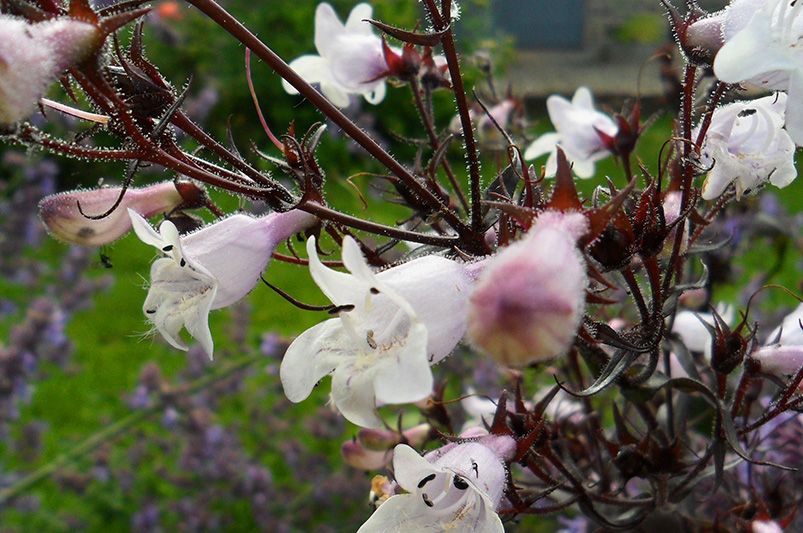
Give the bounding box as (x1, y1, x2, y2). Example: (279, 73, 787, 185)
(38, 182, 184, 246)
(342, 440, 393, 471)
(468, 212, 588, 367)
(751, 346, 803, 391)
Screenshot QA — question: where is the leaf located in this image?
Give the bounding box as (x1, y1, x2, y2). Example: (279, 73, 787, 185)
(561, 349, 640, 397)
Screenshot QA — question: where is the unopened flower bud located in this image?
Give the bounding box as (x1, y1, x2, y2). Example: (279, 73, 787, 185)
(38, 181, 184, 246)
(681, 14, 725, 65)
(358, 423, 430, 451)
(468, 212, 588, 367)
(342, 439, 392, 470)
(0, 16, 100, 125)
(751, 346, 803, 391)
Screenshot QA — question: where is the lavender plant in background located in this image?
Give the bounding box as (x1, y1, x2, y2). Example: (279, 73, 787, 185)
(0, 0, 802, 531)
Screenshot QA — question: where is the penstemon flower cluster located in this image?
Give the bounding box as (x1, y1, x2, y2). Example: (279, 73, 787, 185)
(2, 0, 803, 530)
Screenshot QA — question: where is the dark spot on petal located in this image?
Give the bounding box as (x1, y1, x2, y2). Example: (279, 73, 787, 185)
(417, 473, 436, 488)
(738, 108, 756, 117)
(162, 245, 174, 252)
(180, 258, 186, 267)
(145, 309, 156, 314)
(453, 475, 469, 490)
(370, 287, 380, 294)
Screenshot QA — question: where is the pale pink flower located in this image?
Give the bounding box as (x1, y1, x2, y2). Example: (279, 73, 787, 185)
(129, 209, 317, 358)
(524, 87, 616, 178)
(468, 211, 588, 366)
(282, 3, 389, 107)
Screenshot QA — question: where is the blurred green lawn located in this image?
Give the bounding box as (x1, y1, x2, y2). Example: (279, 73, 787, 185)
(0, 0, 801, 529)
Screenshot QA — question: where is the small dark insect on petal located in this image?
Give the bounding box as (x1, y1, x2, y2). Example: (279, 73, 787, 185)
(417, 473, 437, 488)
(162, 245, 174, 252)
(738, 108, 757, 117)
(370, 287, 380, 294)
(453, 476, 469, 490)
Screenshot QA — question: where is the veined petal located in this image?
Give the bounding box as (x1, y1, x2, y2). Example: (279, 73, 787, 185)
(373, 322, 432, 404)
(345, 3, 374, 35)
(356, 493, 430, 533)
(280, 319, 342, 402)
(714, 21, 794, 84)
(331, 365, 383, 427)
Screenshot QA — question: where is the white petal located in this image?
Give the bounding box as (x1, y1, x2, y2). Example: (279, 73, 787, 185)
(784, 69, 803, 146)
(571, 86, 594, 110)
(379, 256, 471, 362)
(392, 444, 440, 492)
(306, 236, 367, 307)
(523, 132, 560, 161)
(128, 208, 165, 249)
(282, 55, 333, 95)
(342, 236, 377, 282)
(314, 2, 345, 58)
(363, 80, 386, 104)
(570, 156, 595, 179)
(714, 20, 793, 84)
(345, 3, 374, 34)
(182, 214, 274, 308)
(356, 494, 429, 533)
(331, 365, 383, 427)
(320, 81, 352, 108)
(280, 319, 342, 402)
(373, 322, 433, 404)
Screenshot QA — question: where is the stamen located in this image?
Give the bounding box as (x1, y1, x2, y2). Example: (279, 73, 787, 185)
(417, 473, 436, 488)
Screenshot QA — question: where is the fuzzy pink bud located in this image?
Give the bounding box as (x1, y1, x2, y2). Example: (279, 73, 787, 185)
(38, 182, 184, 246)
(0, 16, 99, 125)
(468, 212, 588, 367)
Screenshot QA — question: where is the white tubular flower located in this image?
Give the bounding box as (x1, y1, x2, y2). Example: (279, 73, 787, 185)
(523, 87, 616, 179)
(129, 209, 316, 358)
(357, 434, 515, 533)
(0, 15, 99, 125)
(282, 3, 388, 107)
(696, 94, 797, 200)
(714, 0, 803, 144)
(280, 236, 474, 428)
(38, 182, 184, 246)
